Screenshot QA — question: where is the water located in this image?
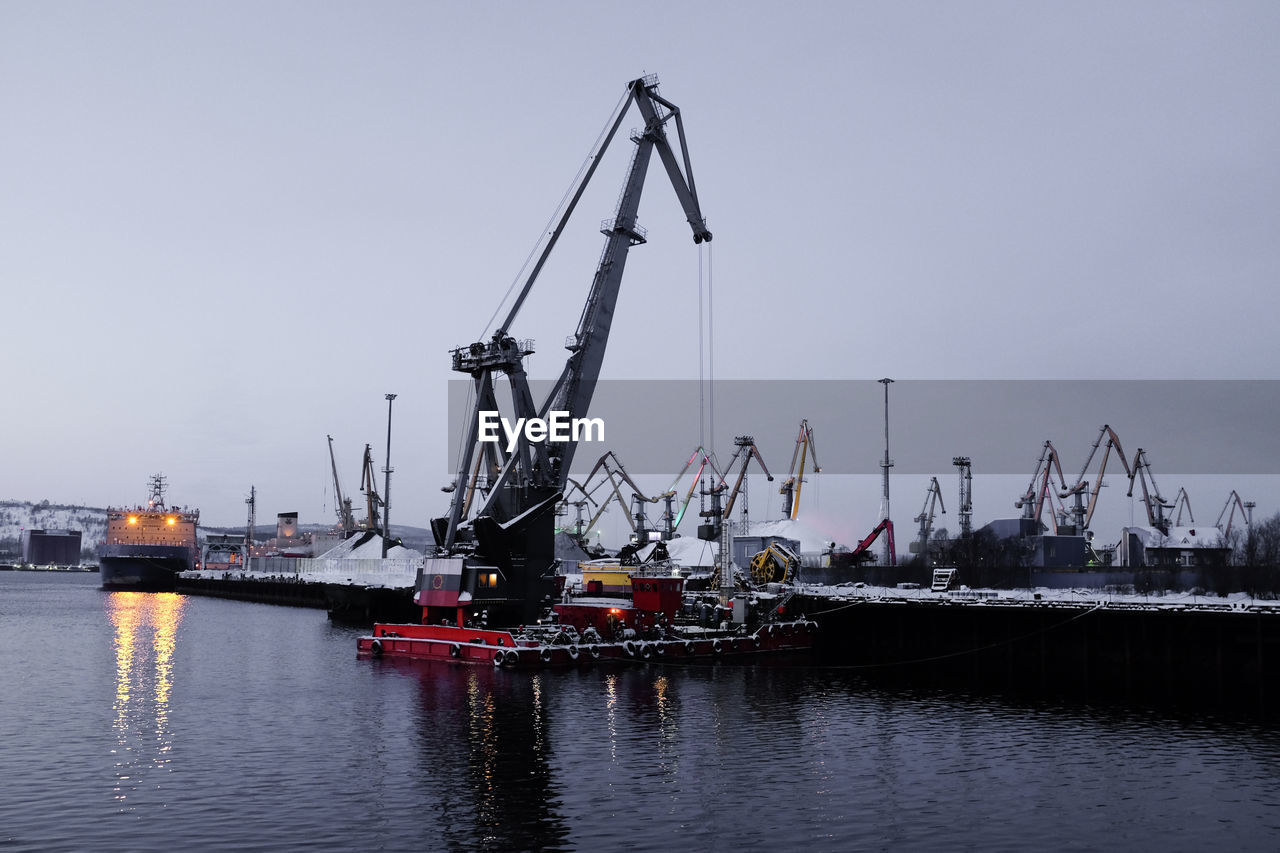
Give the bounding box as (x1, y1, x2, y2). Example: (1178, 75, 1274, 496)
(3, 572, 1280, 852)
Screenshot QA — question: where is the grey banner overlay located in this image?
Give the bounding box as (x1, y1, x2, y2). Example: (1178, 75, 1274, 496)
(447, 380, 1280, 477)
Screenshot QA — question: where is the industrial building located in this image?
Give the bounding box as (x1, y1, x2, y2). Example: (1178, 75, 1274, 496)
(21, 529, 83, 566)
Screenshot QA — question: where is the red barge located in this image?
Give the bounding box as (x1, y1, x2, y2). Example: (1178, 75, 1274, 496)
(357, 553, 816, 668)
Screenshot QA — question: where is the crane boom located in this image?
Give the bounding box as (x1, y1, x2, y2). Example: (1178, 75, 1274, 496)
(1015, 441, 1070, 532)
(1172, 487, 1194, 526)
(1127, 448, 1174, 534)
(1216, 490, 1255, 537)
(360, 444, 383, 534)
(439, 75, 712, 551)
(718, 435, 773, 521)
(912, 477, 945, 559)
(1058, 424, 1134, 532)
(327, 435, 357, 538)
(848, 518, 896, 565)
(779, 419, 820, 520)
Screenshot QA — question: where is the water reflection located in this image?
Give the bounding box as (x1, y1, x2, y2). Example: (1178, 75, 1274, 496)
(393, 661, 569, 852)
(107, 592, 185, 810)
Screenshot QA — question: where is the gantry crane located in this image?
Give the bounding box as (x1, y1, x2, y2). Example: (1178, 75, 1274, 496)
(912, 477, 946, 561)
(327, 435, 357, 538)
(437, 75, 712, 552)
(778, 419, 820, 520)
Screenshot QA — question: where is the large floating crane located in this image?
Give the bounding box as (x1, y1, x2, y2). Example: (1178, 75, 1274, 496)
(437, 75, 712, 552)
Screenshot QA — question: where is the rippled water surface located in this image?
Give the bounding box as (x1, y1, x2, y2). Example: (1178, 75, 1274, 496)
(4, 572, 1280, 852)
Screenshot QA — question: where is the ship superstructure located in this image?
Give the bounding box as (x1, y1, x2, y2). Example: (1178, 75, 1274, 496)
(99, 474, 200, 591)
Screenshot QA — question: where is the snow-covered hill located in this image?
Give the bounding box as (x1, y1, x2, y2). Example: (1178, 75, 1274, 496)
(0, 500, 108, 557)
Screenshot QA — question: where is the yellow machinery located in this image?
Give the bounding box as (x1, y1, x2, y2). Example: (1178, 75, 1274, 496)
(749, 542, 800, 585)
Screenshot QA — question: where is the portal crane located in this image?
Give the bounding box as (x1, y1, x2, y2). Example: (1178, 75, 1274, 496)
(1216, 490, 1255, 538)
(327, 435, 357, 538)
(1015, 441, 1071, 533)
(359, 444, 384, 534)
(912, 477, 946, 562)
(778, 419, 820, 520)
(1171, 487, 1194, 526)
(574, 450, 670, 544)
(556, 477, 598, 548)
(1058, 424, 1133, 533)
(1127, 448, 1174, 535)
(661, 446, 719, 535)
(438, 75, 712, 551)
(713, 435, 773, 522)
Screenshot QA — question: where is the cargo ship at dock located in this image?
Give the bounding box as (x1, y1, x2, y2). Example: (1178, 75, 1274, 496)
(99, 474, 199, 591)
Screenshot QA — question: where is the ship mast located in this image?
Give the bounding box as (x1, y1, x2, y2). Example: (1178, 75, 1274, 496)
(148, 473, 169, 511)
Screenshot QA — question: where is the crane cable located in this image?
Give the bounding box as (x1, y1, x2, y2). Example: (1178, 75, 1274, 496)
(697, 241, 715, 465)
(479, 87, 632, 341)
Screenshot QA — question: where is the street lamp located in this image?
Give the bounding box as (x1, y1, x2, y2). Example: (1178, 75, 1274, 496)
(879, 378, 894, 566)
(382, 393, 397, 558)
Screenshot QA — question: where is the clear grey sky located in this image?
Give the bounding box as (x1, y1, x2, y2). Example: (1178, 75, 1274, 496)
(3, 2, 1278, 539)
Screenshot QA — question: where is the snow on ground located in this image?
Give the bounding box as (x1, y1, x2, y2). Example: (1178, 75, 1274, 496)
(652, 536, 718, 568)
(797, 582, 1278, 612)
(739, 518, 839, 552)
(315, 532, 423, 560)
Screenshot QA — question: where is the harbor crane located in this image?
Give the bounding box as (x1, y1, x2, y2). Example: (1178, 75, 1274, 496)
(1127, 448, 1175, 535)
(711, 435, 773, 522)
(556, 477, 598, 548)
(658, 445, 719, 536)
(911, 477, 945, 561)
(575, 451, 672, 545)
(1015, 441, 1071, 533)
(437, 75, 712, 552)
(327, 435, 357, 538)
(359, 444, 384, 535)
(1216, 490, 1255, 538)
(778, 419, 820, 520)
(1171, 487, 1194, 526)
(1057, 424, 1134, 533)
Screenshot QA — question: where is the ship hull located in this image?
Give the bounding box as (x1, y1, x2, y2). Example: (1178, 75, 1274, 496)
(98, 544, 194, 591)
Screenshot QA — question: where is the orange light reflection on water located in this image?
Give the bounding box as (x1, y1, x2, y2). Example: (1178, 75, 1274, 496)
(108, 592, 186, 809)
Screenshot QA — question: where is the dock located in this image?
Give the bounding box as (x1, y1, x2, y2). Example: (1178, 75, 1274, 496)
(796, 584, 1280, 713)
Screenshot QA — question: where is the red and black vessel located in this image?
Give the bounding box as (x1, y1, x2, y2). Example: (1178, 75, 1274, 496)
(357, 497, 815, 667)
